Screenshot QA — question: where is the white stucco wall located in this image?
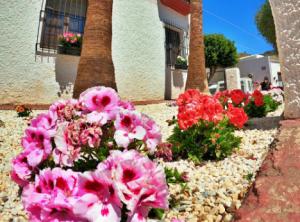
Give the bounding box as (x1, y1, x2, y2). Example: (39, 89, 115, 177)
(112, 0, 166, 101)
(238, 56, 272, 83)
(0, 0, 188, 104)
(269, 62, 281, 86)
(0, 0, 59, 104)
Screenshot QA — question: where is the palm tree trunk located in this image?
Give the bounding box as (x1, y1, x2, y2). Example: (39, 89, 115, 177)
(185, 0, 209, 93)
(73, 0, 117, 98)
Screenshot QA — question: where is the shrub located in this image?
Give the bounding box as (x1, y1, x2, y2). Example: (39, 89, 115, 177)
(215, 89, 281, 118)
(15, 105, 32, 117)
(167, 89, 246, 163)
(244, 90, 280, 118)
(175, 56, 188, 69)
(11, 86, 168, 222)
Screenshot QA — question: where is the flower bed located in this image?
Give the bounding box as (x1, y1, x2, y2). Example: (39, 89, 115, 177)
(10, 87, 169, 222)
(1, 89, 283, 222)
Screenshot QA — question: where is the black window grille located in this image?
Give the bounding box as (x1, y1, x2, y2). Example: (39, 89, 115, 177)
(165, 24, 189, 67)
(36, 0, 87, 56)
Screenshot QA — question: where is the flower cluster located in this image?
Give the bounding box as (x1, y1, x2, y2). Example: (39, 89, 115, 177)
(168, 89, 245, 162)
(15, 105, 32, 117)
(252, 90, 264, 107)
(22, 150, 168, 222)
(59, 32, 82, 48)
(214, 89, 281, 118)
(177, 89, 248, 130)
(11, 86, 167, 221)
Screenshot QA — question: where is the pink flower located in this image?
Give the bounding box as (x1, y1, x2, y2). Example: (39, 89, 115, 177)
(86, 111, 108, 125)
(80, 125, 102, 148)
(53, 123, 81, 167)
(49, 99, 80, 121)
(118, 100, 135, 111)
(141, 114, 162, 154)
(22, 168, 86, 222)
(154, 143, 173, 162)
(70, 39, 77, 44)
(53, 119, 103, 167)
(79, 87, 119, 118)
(21, 127, 52, 167)
(30, 111, 57, 136)
(114, 110, 146, 148)
(102, 150, 169, 220)
(73, 168, 121, 222)
(11, 150, 33, 187)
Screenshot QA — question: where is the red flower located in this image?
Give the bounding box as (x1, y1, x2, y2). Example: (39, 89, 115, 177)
(226, 104, 248, 128)
(177, 90, 224, 130)
(252, 90, 264, 107)
(177, 89, 201, 107)
(214, 90, 230, 105)
(230, 89, 246, 106)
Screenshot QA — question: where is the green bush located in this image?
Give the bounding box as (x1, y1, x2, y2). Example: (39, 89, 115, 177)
(167, 119, 242, 164)
(244, 101, 266, 118)
(245, 94, 280, 118)
(264, 94, 280, 113)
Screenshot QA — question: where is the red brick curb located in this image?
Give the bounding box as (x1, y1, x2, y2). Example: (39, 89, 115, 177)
(0, 100, 171, 110)
(234, 119, 300, 222)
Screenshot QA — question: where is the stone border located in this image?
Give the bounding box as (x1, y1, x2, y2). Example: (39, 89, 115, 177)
(0, 100, 171, 110)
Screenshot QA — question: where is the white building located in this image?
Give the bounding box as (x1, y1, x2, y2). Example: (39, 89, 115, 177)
(238, 55, 282, 87)
(0, 0, 190, 105)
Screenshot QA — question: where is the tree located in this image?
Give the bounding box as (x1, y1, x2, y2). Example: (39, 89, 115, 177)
(73, 0, 117, 98)
(255, 1, 277, 51)
(185, 0, 209, 93)
(204, 34, 238, 82)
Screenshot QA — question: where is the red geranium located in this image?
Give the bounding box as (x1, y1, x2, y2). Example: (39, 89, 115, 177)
(214, 90, 230, 106)
(230, 89, 246, 106)
(177, 90, 224, 130)
(177, 89, 202, 107)
(226, 104, 248, 128)
(252, 90, 264, 107)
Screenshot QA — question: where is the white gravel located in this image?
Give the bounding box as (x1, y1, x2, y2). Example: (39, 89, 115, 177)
(0, 104, 282, 222)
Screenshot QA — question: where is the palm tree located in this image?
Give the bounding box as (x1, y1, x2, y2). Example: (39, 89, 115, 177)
(73, 0, 117, 98)
(185, 0, 209, 93)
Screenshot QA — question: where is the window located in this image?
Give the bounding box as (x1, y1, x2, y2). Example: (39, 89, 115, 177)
(36, 0, 87, 55)
(164, 25, 188, 67)
(261, 66, 266, 71)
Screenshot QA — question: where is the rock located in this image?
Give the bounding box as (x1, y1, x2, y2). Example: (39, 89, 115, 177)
(1, 195, 8, 203)
(224, 214, 233, 222)
(218, 204, 226, 214)
(0, 119, 5, 128)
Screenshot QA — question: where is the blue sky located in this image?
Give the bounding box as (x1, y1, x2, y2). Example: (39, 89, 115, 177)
(203, 0, 273, 54)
